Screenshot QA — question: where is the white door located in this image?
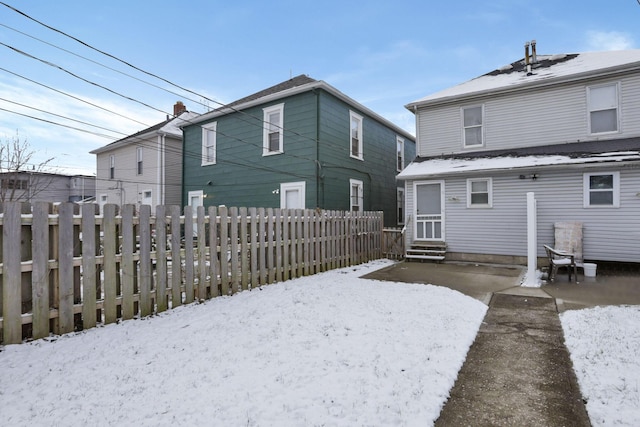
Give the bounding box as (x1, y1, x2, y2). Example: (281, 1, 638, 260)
(414, 181, 444, 241)
(280, 182, 305, 209)
(187, 190, 204, 236)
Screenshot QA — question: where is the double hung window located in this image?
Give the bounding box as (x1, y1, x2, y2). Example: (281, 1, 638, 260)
(462, 105, 484, 148)
(350, 111, 363, 160)
(350, 179, 363, 211)
(202, 122, 217, 165)
(467, 178, 492, 208)
(584, 172, 619, 207)
(587, 83, 619, 134)
(263, 104, 284, 155)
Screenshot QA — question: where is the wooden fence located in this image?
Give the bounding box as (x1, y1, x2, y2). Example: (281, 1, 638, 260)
(0, 202, 384, 344)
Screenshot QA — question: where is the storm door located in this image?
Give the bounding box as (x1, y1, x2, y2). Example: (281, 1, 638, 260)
(414, 181, 444, 241)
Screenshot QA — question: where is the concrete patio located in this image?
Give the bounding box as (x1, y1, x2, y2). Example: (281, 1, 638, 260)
(362, 260, 640, 311)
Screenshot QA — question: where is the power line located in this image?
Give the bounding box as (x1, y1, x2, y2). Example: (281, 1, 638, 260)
(0, 22, 209, 112)
(0, 66, 150, 127)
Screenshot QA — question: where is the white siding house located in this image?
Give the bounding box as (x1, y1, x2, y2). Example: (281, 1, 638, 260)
(399, 48, 640, 265)
(91, 103, 198, 212)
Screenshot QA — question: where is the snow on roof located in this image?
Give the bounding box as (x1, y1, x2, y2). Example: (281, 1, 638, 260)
(408, 50, 640, 108)
(159, 111, 199, 136)
(397, 151, 640, 180)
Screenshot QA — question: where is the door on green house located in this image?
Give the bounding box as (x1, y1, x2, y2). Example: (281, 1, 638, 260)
(414, 181, 444, 241)
(280, 182, 305, 209)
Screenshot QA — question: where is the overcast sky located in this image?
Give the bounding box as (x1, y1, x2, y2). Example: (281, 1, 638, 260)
(1, 0, 639, 175)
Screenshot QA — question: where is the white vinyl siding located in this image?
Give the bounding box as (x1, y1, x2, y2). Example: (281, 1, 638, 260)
(263, 104, 284, 155)
(349, 111, 363, 160)
(587, 83, 620, 134)
(416, 74, 640, 157)
(202, 122, 217, 165)
(404, 167, 640, 262)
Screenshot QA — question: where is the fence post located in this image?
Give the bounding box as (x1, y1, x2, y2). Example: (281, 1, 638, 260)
(196, 205, 207, 301)
(155, 205, 168, 312)
(208, 206, 220, 297)
(102, 204, 118, 324)
(2, 202, 22, 344)
(121, 205, 135, 320)
(239, 207, 249, 291)
(139, 205, 152, 317)
(81, 203, 97, 329)
(249, 207, 258, 286)
(230, 206, 240, 293)
(31, 202, 51, 339)
(170, 205, 182, 307)
(266, 208, 274, 284)
(183, 205, 194, 304)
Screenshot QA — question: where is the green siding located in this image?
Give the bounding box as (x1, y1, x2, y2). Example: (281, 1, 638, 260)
(182, 87, 415, 227)
(183, 92, 318, 209)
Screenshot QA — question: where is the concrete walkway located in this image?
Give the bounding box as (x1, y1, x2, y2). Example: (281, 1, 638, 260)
(363, 261, 639, 426)
(435, 294, 590, 426)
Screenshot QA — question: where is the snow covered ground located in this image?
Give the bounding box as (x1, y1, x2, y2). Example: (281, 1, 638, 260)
(561, 305, 640, 426)
(1, 259, 638, 426)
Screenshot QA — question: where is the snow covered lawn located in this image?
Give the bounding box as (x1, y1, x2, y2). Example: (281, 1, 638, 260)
(3, 259, 638, 426)
(0, 260, 487, 426)
(561, 306, 640, 426)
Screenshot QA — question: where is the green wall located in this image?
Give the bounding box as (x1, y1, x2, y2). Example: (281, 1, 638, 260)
(182, 88, 415, 226)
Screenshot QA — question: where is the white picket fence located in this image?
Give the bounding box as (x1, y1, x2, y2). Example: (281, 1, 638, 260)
(0, 202, 384, 344)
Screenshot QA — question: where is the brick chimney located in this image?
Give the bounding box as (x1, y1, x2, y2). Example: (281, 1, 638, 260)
(173, 101, 187, 116)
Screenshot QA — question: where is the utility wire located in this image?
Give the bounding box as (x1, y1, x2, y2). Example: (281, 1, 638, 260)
(0, 22, 209, 112)
(0, 66, 150, 127)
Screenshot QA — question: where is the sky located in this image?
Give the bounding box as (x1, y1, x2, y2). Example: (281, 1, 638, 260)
(1, 260, 638, 425)
(1, 0, 639, 176)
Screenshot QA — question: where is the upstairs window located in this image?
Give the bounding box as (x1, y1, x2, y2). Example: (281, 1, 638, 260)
(201, 122, 217, 165)
(109, 155, 115, 179)
(462, 105, 484, 147)
(350, 179, 363, 211)
(584, 172, 619, 207)
(588, 83, 619, 134)
(467, 178, 492, 208)
(136, 147, 143, 175)
(396, 136, 405, 171)
(263, 104, 284, 155)
(350, 111, 363, 160)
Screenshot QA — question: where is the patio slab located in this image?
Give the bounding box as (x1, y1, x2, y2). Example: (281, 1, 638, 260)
(363, 260, 640, 310)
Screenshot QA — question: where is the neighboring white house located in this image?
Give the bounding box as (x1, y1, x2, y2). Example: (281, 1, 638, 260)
(91, 102, 198, 212)
(399, 46, 640, 265)
(0, 171, 95, 204)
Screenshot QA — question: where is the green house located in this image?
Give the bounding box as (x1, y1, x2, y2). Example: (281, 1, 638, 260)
(182, 75, 415, 227)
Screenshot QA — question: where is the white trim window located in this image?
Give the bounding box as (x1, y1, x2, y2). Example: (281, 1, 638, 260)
(350, 179, 363, 211)
(201, 122, 217, 165)
(99, 194, 107, 214)
(109, 155, 115, 179)
(396, 136, 405, 171)
(136, 147, 143, 175)
(397, 187, 405, 225)
(584, 172, 620, 208)
(462, 105, 484, 148)
(587, 83, 620, 134)
(467, 178, 492, 208)
(263, 103, 284, 155)
(349, 111, 364, 160)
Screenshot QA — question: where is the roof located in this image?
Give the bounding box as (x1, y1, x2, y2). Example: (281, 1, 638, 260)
(397, 138, 640, 179)
(407, 49, 640, 109)
(185, 75, 415, 141)
(90, 111, 198, 154)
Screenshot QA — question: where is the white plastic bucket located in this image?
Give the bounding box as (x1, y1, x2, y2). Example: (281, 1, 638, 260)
(583, 263, 597, 277)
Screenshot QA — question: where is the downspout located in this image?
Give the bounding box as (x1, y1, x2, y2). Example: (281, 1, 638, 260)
(315, 89, 322, 208)
(158, 132, 166, 206)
